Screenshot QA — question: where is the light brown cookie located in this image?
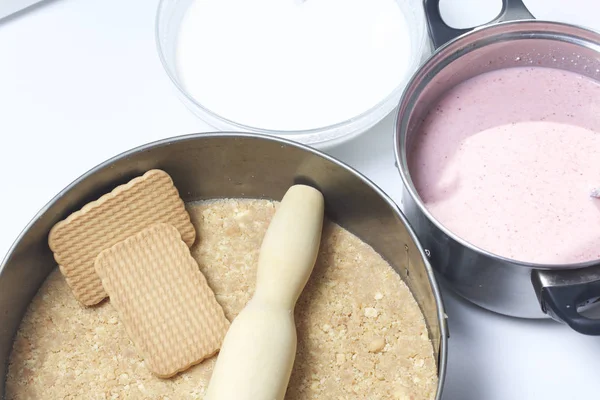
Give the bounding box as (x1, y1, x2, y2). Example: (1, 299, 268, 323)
(48, 169, 196, 306)
(94, 223, 229, 378)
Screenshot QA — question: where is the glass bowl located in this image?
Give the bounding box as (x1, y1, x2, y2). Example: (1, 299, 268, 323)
(155, 0, 430, 149)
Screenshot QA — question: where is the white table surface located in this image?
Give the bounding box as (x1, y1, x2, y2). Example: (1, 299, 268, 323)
(1, 0, 600, 398)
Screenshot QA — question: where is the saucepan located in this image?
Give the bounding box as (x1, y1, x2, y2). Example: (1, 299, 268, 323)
(395, 0, 600, 334)
(0, 133, 448, 398)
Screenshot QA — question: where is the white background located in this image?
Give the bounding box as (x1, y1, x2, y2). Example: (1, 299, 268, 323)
(1, 0, 600, 399)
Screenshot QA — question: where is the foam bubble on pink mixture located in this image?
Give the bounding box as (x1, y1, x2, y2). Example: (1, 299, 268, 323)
(410, 66, 600, 265)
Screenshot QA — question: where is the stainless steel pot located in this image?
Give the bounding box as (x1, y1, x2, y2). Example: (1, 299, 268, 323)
(0, 133, 447, 398)
(395, 0, 600, 335)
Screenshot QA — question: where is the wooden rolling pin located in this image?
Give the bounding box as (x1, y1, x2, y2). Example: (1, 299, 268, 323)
(204, 184, 325, 400)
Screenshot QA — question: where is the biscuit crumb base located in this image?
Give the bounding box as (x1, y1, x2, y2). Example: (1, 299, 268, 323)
(6, 199, 438, 399)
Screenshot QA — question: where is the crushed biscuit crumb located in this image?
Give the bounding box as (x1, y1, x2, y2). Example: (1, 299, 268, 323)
(368, 337, 386, 353)
(364, 307, 379, 318)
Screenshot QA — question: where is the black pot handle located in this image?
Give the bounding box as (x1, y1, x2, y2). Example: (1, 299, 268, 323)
(424, 0, 535, 49)
(532, 266, 600, 335)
